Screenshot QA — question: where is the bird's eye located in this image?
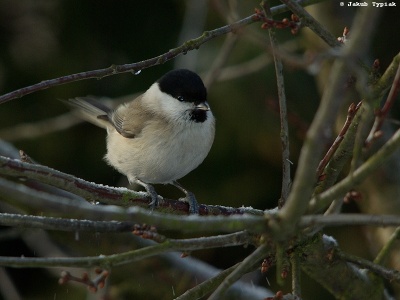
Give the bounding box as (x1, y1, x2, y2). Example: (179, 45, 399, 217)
(177, 96, 184, 102)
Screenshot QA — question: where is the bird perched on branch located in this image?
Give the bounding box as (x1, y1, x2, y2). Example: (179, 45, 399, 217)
(65, 69, 215, 214)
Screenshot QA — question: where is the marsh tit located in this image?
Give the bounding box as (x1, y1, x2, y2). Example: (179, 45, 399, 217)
(66, 69, 215, 214)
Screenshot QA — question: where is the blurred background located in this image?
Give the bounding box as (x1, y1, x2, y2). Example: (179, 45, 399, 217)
(0, 0, 399, 299)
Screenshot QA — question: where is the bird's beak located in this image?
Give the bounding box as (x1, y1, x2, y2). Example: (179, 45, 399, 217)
(195, 102, 210, 111)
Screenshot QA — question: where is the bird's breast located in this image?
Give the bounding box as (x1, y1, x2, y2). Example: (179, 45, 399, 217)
(104, 116, 215, 184)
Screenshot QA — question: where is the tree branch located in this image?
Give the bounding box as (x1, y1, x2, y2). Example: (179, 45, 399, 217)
(300, 214, 400, 229)
(174, 263, 242, 300)
(0, 0, 324, 105)
(0, 231, 252, 268)
(309, 128, 400, 212)
(208, 242, 270, 300)
(261, 1, 291, 208)
(0, 213, 135, 233)
(274, 4, 381, 239)
(338, 251, 400, 284)
(300, 234, 384, 299)
(313, 102, 363, 207)
(279, 0, 341, 48)
(4, 212, 400, 235)
(366, 63, 400, 145)
(0, 155, 264, 216)
(374, 226, 400, 265)
(0, 177, 268, 233)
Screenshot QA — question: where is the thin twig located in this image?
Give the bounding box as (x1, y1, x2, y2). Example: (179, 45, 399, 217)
(279, 0, 341, 48)
(167, 249, 274, 299)
(262, 1, 291, 208)
(0, 15, 257, 105)
(0, 213, 135, 233)
(275, 4, 381, 239)
(316, 102, 362, 178)
(309, 128, 400, 213)
(208, 242, 269, 300)
(350, 54, 400, 173)
(174, 263, 241, 300)
(314, 102, 363, 196)
(371, 52, 400, 101)
(338, 251, 400, 283)
(59, 270, 109, 293)
(366, 63, 400, 145)
(374, 226, 400, 265)
(300, 214, 400, 228)
(0, 1, 325, 105)
(0, 231, 252, 269)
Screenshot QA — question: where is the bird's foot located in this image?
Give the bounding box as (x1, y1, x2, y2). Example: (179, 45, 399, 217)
(173, 181, 199, 214)
(133, 178, 160, 210)
(183, 191, 199, 215)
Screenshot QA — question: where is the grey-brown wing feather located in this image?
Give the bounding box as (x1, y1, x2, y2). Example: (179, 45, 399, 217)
(65, 95, 153, 139)
(109, 95, 154, 139)
(64, 96, 112, 129)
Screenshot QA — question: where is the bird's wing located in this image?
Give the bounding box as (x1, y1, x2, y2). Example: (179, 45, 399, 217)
(110, 95, 155, 138)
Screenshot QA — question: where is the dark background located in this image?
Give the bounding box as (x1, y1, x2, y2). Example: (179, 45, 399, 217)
(0, 1, 399, 299)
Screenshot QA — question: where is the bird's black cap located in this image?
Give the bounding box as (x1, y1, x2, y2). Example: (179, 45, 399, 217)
(157, 69, 207, 104)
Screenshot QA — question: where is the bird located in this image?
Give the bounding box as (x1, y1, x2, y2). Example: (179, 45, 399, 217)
(65, 69, 215, 214)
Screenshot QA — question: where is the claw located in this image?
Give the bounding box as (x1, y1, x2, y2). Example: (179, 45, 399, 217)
(131, 178, 199, 214)
(133, 178, 160, 210)
(172, 181, 199, 214)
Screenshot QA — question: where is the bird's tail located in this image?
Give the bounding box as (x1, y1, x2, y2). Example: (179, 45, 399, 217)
(63, 97, 112, 129)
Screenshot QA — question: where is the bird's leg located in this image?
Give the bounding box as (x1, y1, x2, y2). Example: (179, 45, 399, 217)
(172, 181, 199, 214)
(133, 178, 160, 210)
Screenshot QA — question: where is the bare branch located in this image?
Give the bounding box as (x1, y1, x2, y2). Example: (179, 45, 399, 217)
(0, 14, 256, 105)
(279, 0, 341, 48)
(0, 176, 267, 233)
(59, 269, 109, 293)
(366, 63, 400, 145)
(275, 4, 381, 239)
(4, 211, 400, 237)
(0, 155, 264, 216)
(309, 128, 400, 212)
(300, 234, 383, 299)
(174, 263, 242, 300)
(261, 1, 291, 208)
(208, 242, 270, 300)
(0, 213, 135, 233)
(0, 231, 252, 268)
(374, 227, 400, 265)
(300, 214, 400, 228)
(313, 101, 363, 217)
(0, 0, 328, 106)
(316, 102, 362, 179)
(338, 251, 400, 284)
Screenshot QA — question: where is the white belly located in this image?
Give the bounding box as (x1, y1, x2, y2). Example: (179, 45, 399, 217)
(104, 119, 215, 184)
